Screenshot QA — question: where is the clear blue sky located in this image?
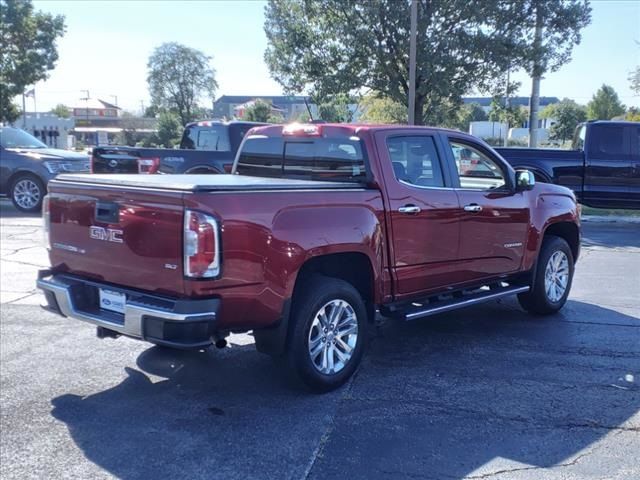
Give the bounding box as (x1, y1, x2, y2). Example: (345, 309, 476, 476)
(27, 0, 640, 113)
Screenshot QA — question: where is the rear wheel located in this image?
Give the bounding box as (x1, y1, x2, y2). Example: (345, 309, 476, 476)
(287, 276, 367, 392)
(11, 175, 45, 213)
(518, 236, 574, 315)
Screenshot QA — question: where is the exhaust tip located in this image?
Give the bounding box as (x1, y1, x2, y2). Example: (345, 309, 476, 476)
(214, 338, 227, 349)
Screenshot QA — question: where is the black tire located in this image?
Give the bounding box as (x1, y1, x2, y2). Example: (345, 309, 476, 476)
(518, 235, 574, 315)
(10, 174, 45, 213)
(287, 275, 368, 393)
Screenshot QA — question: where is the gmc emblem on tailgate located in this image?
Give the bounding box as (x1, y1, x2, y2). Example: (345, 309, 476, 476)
(89, 226, 123, 243)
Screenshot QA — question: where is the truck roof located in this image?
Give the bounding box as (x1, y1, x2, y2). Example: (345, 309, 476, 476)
(248, 123, 466, 137)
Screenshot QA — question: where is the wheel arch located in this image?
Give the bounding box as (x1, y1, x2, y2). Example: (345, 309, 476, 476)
(543, 221, 580, 263)
(184, 165, 220, 174)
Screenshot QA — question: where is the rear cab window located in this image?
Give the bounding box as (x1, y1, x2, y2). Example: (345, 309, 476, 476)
(235, 127, 368, 183)
(180, 125, 231, 151)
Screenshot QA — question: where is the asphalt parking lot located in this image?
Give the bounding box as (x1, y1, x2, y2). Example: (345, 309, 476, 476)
(1, 198, 638, 480)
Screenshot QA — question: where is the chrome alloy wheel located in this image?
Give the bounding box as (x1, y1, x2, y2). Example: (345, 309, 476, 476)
(307, 299, 358, 375)
(544, 251, 570, 303)
(13, 179, 41, 210)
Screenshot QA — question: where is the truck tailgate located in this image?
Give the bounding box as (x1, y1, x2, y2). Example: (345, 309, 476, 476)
(47, 183, 185, 296)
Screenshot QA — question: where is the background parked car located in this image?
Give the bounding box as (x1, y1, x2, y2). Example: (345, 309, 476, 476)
(0, 127, 90, 212)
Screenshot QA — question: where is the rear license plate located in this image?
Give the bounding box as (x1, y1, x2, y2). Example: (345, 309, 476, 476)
(99, 288, 126, 314)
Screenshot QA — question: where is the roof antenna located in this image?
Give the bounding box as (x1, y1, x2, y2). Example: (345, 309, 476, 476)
(304, 97, 314, 122)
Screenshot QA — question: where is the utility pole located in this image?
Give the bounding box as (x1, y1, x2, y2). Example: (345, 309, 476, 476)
(22, 93, 26, 128)
(503, 66, 510, 147)
(408, 0, 417, 125)
(140, 100, 145, 116)
(110, 95, 118, 107)
(81, 90, 90, 145)
(528, 5, 543, 148)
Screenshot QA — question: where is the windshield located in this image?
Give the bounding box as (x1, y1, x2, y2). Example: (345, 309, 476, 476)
(0, 127, 47, 149)
(180, 125, 231, 151)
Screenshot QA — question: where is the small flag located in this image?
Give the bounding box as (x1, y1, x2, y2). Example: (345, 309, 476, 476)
(24, 89, 35, 97)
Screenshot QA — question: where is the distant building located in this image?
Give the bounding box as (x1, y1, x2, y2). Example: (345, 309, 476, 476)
(69, 98, 156, 146)
(15, 112, 74, 149)
(214, 95, 318, 121)
(463, 96, 560, 129)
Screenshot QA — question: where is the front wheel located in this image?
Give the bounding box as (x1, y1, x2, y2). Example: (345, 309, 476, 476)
(287, 276, 367, 393)
(518, 236, 574, 315)
(11, 175, 45, 213)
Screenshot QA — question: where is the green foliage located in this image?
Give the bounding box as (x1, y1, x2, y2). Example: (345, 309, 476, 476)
(154, 111, 182, 148)
(50, 104, 70, 118)
(264, 0, 532, 125)
(147, 42, 218, 126)
(587, 84, 626, 120)
(540, 98, 586, 142)
(143, 105, 159, 118)
(625, 107, 640, 122)
(316, 93, 354, 123)
(359, 95, 407, 124)
(629, 67, 640, 95)
(488, 97, 527, 128)
(448, 103, 488, 132)
(513, 1, 591, 78)
(0, 0, 65, 123)
(242, 99, 282, 123)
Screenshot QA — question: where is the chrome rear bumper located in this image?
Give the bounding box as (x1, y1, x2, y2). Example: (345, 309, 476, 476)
(37, 271, 219, 348)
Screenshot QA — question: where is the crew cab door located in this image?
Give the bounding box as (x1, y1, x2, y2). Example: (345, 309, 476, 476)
(443, 135, 530, 282)
(374, 130, 460, 299)
(584, 124, 637, 208)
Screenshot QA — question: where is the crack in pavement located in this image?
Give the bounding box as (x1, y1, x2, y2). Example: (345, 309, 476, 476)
(464, 450, 592, 479)
(302, 364, 364, 480)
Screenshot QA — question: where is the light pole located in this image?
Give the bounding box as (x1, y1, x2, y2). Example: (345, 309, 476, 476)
(408, 0, 418, 125)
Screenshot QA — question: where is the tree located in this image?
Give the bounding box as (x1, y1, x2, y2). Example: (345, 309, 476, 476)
(0, 0, 65, 123)
(154, 111, 182, 148)
(450, 103, 488, 132)
(540, 98, 586, 143)
(359, 94, 407, 124)
(624, 107, 640, 122)
(50, 104, 70, 118)
(242, 99, 283, 123)
(488, 97, 527, 128)
(629, 66, 640, 95)
(587, 85, 626, 120)
(264, 0, 529, 125)
(315, 93, 354, 123)
(512, 1, 591, 146)
(147, 42, 218, 126)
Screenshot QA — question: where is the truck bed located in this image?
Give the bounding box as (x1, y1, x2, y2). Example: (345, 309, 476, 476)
(54, 173, 366, 192)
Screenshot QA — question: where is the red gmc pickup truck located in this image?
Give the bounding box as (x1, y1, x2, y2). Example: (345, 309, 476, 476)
(38, 123, 580, 392)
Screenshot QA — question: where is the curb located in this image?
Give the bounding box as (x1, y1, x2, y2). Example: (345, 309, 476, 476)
(581, 215, 640, 224)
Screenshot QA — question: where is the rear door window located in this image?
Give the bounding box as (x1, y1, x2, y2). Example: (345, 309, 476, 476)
(590, 125, 632, 160)
(236, 136, 367, 182)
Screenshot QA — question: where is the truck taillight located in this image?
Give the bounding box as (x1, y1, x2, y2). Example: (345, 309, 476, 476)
(184, 210, 220, 278)
(138, 157, 160, 174)
(43, 195, 51, 249)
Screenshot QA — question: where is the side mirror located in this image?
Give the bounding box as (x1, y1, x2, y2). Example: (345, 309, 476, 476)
(515, 170, 535, 191)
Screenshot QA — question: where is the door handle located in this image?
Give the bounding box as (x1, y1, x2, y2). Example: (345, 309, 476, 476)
(398, 205, 421, 214)
(463, 204, 483, 213)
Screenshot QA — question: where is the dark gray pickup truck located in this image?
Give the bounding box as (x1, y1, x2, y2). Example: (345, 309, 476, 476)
(497, 121, 640, 210)
(91, 120, 266, 175)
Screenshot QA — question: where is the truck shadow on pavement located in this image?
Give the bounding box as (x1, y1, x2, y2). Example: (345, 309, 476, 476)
(50, 300, 639, 479)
